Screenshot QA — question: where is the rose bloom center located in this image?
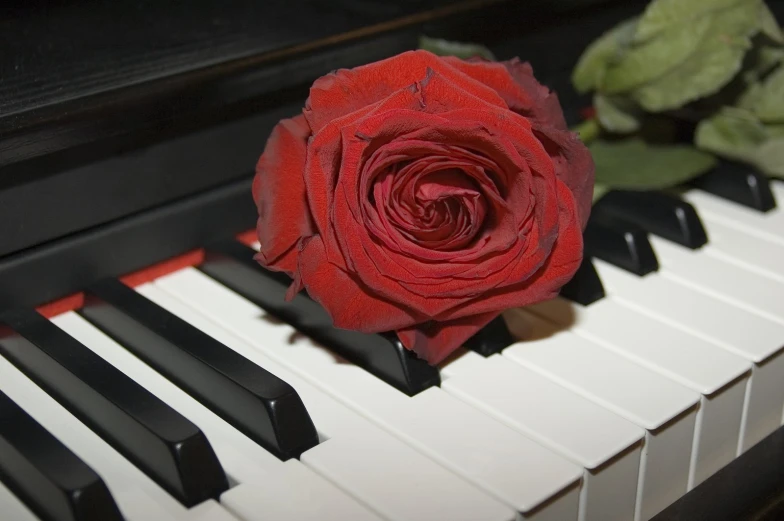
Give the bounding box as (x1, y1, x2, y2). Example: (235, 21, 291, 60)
(370, 156, 491, 252)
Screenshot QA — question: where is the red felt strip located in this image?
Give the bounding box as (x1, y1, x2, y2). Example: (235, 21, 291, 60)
(31, 230, 256, 319)
(236, 229, 258, 247)
(119, 249, 205, 288)
(36, 293, 86, 319)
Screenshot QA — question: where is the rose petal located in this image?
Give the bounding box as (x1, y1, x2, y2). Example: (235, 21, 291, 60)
(444, 56, 568, 130)
(303, 50, 510, 133)
(253, 115, 314, 275)
(533, 126, 595, 229)
(396, 312, 499, 364)
(297, 234, 423, 332)
(429, 180, 584, 321)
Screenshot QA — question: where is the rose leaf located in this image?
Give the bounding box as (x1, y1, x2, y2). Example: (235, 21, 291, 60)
(756, 137, 784, 177)
(767, 123, 784, 137)
(759, 1, 784, 44)
(571, 17, 638, 94)
(631, 1, 759, 112)
(594, 94, 642, 133)
(590, 137, 718, 189)
(694, 108, 784, 177)
(417, 36, 496, 60)
(695, 106, 769, 162)
(739, 45, 784, 90)
(634, 0, 750, 42)
(743, 65, 784, 122)
(599, 16, 713, 94)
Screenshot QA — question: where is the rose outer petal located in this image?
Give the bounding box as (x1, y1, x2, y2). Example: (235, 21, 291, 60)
(444, 56, 568, 130)
(534, 126, 595, 230)
(396, 311, 499, 365)
(253, 115, 314, 275)
(303, 50, 510, 134)
(297, 234, 423, 332)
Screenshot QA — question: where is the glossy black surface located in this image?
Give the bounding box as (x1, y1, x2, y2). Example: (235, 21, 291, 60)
(79, 279, 319, 460)
(0, 177, 255, 312)
(690, 161, 777, 213)
(0, 309, 228, 507)
(0, 389, 123, 521)
(585, 213, 659, 275)
(0, 111, 283, 258)
(463, 315, 517, 357)
(652, 424, 784, 521)
(0, 0, 481, 168)
(592, 190, 708, 249)
(559, 256, 605, 305)
(199, 240, 441, 396)
(0, 0, 510, 258)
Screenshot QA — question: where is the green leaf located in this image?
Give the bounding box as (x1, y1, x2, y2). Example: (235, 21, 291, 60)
(592, 183, 609, 203)
(756, 137, 784, 177)
(571, 117, 602, 143)
(767, 123, 784, 137)
(634, 0, 750, 42)
(696, 107, 784, 177)
(600, 16, 713, 94)
(695, 106, 769, 160)
(631, 0, 758, 111)
(741, 45, 784, 83)
(571, 17, 638, 93)
(742, 65, 784, 122)
(759, 2, 784, 43)
(417, 36, 496, 61)
(594, 94, 642, 132)
(590, 137, 717, 189)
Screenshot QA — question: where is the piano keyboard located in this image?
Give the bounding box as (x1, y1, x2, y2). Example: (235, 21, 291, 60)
(1, 180, 783, 521)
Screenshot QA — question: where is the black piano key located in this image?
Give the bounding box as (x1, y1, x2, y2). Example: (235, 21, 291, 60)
(198, 240, 441, 397)
(690, 160, 776, 212)
(592, 190, 708, 249)
(0, 309, 228, 508)
(0, 389, 123, 521)
(463, 315, 516, 357)
(78, 279, 319, 460)
(585, 213, 659, 276)
(559, 256, 605, 305)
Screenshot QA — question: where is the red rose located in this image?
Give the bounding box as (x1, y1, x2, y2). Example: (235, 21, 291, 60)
(252, 50, 594, 364)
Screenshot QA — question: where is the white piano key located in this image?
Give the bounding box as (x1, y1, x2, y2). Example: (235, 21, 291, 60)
(218, 462, 381, 521)
(698, 220, 784, 284)
(441, 354, 645, 521)
(593, 259, 784, 453)
(522, 297, 751, 489)
(0, 481, 39, 521)
(0, 352, 234, 521)
(682, 188, 784, 245)
(149, 270, 581, 520)
(439, 346, 491, 380)
(650, 236, 784, 325)
(131, 275, 517, 521)
(187, 499, 242, 521)
(593, 260, 784, 364)
(501, 311, 699, 521)
(773, 180, 784, 208)
(302, 423, 517, 521)
(51, 312, 382, 521)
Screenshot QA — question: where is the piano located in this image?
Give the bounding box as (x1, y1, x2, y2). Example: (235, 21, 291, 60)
(1, 1, 782, 520)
